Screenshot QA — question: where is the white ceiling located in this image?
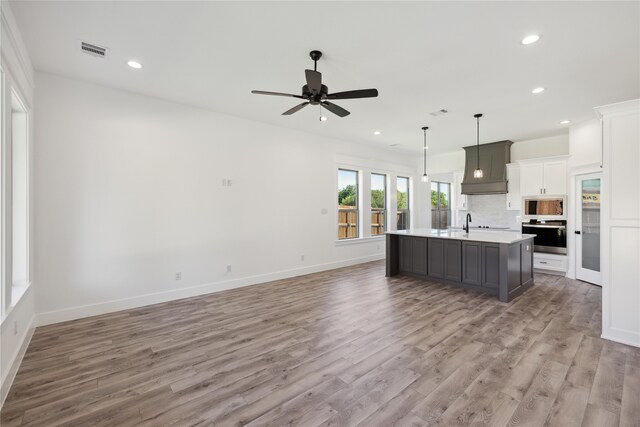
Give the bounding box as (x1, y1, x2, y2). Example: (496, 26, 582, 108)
(9, 1, 640, 154)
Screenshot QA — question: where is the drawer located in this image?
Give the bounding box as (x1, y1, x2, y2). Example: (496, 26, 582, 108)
(534, 254, 567, 272)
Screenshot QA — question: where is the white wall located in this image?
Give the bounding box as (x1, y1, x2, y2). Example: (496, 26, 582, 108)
(597, 100, 640, 348)
(34, 72, 419, 325)
(0, 0, 36, 406)
(426, 134, 569, 175)
(569, 119, 602, 168)
(511, 134, 569, 161)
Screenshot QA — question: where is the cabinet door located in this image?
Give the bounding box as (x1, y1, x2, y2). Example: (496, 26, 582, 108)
(444, 240, 462, 282)
(399, 236, 413, 273)
(520, 163, 544, 196)
(521, 241, 533, 283)
(462, 241, 482, 286)
(453, 171, 467, 210)
(543, 162, 567, 195)
(482, 243, 501, 289)
(506, 163, 521, 211)
(412, 238, 428, 276)
(428, 239, 444, 279)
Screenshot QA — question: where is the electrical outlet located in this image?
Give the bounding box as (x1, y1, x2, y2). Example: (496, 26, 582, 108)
(226, 265, 232, 273)
(175, 272, 182, 280)
(13, 321, 17, 336)
(320, 208, 328, 215)
(300, 255, 305, 261)
(377, 244, 380, 250)
(227, 179, 232, 187)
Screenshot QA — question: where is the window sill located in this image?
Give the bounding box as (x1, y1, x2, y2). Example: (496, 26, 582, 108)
(1, 281, 32, 325)
(335, 235, 386, 246)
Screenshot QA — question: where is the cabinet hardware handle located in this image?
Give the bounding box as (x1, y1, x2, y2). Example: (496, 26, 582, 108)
(539, 261, 548, 264)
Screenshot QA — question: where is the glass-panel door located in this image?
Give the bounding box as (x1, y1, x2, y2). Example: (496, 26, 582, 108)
(575, 173, 602, 285)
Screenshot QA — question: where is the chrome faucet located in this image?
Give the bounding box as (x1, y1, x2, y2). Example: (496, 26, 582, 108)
(464, 213, 472, 233)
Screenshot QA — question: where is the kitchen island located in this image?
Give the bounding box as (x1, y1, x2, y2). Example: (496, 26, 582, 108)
(386, 228, 535, 302)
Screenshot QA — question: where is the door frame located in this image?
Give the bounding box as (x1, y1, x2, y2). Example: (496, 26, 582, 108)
(566, 162, 601, 280)
(574, 171, 602, 285)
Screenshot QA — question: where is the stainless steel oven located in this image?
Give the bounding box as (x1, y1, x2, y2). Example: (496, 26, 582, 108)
(521, 220, 567, 254)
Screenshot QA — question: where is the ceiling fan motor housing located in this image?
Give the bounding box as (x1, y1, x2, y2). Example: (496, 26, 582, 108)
(302, 84, 328, 104)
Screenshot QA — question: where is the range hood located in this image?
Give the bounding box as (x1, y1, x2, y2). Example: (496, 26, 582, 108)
(461, 140, 513, 195)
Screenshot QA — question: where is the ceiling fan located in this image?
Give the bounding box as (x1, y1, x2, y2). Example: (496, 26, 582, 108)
(251, 50, 379, 118)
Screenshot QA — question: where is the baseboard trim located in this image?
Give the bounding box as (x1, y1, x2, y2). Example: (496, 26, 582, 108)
(601, 329, 640, 348)
(36, 253, 385, 327)
(1, 314, 35, 408)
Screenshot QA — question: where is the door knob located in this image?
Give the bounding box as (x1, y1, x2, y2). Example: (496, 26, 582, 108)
(575, 231, 581, 234)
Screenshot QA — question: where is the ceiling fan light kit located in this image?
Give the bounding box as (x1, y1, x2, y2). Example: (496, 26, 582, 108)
(251, 50, 379, 118)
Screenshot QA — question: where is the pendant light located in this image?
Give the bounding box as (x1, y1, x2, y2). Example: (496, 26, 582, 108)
(473, 113, 483, 179)
(421, 126, 429, 182)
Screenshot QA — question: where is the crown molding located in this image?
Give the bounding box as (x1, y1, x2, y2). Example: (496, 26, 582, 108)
(0, 1, 35, 90)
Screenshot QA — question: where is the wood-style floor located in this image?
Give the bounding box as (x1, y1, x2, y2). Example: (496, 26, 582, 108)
(1, 261, 639, 426)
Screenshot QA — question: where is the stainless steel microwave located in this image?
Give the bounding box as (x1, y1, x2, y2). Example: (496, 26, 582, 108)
(522, 196, 567, 220)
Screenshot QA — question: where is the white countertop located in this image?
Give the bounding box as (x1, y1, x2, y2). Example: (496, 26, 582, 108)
(387, 228, 536, 244)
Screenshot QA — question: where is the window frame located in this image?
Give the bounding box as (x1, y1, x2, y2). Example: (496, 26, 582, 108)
(431, 180, 451, 230)
(370, 172, 387, 236)
(396, 176, 410, 231)
(7, 86, 30, 309)
(337, 168, 360, 240)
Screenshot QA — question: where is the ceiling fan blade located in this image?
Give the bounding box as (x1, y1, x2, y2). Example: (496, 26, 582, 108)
(326, 89, 379, 100)
(282, 102, 310, 115)
(252, 90, 304, 99)
(321, 101, 350, 117)
(305, 70, 322, 94)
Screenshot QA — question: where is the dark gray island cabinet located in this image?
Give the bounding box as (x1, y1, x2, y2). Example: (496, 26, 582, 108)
(386, 229, 535, 302)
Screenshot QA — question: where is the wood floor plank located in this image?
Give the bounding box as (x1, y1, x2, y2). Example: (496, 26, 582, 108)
(0, 261, 635, 427)
(544, 382, 590, 426)
(506, 359, 570, 427)
(588, 341, 627, 414)
(620, 362, 640, 427)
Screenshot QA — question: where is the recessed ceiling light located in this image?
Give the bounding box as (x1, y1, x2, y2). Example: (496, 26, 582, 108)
(521, 34, 541, 45)
(319, 116, 328, 122)
(559, 120, 571, 125)
(127, 60, 142, 69)
(373, 131, 381, 135)
(531, 87, 545, 94)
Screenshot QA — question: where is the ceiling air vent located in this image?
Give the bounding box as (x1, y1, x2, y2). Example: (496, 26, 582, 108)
(429, 108, 449, 117)
(80, 41, 108, 58)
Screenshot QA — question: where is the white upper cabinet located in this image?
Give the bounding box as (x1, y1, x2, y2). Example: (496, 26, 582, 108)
(542, 161, 567, 195)
(453, 171, 467, 210)
(520, 163, 544, 196)
(506, 163, 520, 210)
(519, 158, 567, 196)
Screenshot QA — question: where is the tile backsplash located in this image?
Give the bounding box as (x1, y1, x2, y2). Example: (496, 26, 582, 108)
(456, 194, 522, 229)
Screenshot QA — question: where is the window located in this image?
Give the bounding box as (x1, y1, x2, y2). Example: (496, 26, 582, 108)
(371, 173, 386, 235)
(397, 176, 410, 230)
(11, 89, 28, 304)
(338, 169, 358, 239)
(431, 181, 451, 230)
